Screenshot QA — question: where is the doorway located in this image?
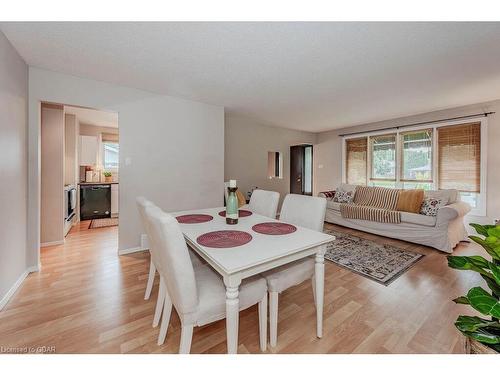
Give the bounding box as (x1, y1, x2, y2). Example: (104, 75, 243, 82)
(39, 102, 119, 257)
(290, 144, 313, 195)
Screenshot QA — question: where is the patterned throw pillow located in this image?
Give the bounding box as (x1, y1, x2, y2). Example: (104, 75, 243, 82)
(419, 197, 445, 216)
(333, 190, 354, 203)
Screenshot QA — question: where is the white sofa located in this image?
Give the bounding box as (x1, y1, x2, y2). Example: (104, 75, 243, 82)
(319, 184, 471, 253)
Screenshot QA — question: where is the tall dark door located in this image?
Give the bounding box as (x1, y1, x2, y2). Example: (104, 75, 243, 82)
(290, 145, 313, 195)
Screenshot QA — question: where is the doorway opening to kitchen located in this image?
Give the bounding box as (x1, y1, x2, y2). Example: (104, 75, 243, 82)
(40, 102, 119, 255)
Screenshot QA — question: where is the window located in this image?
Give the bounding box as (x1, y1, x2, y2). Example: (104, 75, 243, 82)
(103, 141, 119, 169)
(370, 134, 396, 185)
(345, 137, 367, 185)
(438, 122, 481, 208)
(342, 118, 486, 215)
(400, 129, 433, 190)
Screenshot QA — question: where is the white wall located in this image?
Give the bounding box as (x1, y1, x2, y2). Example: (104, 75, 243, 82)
(225, 114, 316, 207)
(314, 100, 500, 226)
(28, 68, 224, 265)
(40, 104, 65, 245)
(0, 32, 28, 307)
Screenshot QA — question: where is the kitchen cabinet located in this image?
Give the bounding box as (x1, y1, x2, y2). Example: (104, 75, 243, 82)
(79, 135, 98, 166)
(111, 184, 119, 217)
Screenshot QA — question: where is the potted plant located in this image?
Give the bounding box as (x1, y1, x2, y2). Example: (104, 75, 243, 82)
(447, 223, 500, 354)
(103, 171, 113, 183)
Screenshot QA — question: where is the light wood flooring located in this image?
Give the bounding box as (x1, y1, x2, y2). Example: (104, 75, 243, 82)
(0, 220, 486, 353)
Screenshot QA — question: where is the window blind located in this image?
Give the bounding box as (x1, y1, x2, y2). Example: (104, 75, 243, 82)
(438, 122, 480, 192)
(345, 137, 367, 185)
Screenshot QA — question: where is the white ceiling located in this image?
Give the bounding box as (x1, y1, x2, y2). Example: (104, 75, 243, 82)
(64, 105, 118, 128)
(3, 22, 500, 132)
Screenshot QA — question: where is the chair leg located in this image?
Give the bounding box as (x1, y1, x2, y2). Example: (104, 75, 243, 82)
(258, 294, 268, 352)
(269, 291, 279, 348)
(179, 324, 194, 354)
(153, 276, 166, 327)
(157, 292, 173, 345)
(144, 257, 156, 300)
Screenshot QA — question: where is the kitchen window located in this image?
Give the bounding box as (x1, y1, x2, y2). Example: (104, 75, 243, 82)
(342, 118, 487, 216)
(103, 141, 119, 170)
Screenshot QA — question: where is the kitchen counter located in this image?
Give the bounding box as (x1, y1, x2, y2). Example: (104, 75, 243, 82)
(79, 182, 119, 185)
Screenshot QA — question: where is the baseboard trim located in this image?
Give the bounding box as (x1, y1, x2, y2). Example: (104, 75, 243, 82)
(118, 246, 148, 255)
(40, 240, 64, 247)
(0, 266, 37, 311)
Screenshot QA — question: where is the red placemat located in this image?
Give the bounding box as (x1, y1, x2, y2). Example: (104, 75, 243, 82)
(218, 209, 253, 217)
(252, 222, 297, 235)
(176, 214, 213, 224)
(197, 230, 252, 248)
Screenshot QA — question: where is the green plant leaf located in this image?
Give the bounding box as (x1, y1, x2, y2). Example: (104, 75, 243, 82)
(470, 223, 493, 237)
(467, 287, 500, 319)
(455, 315, 500, 332)
(462, 329, 500, 345)
(490, 262, 500, 286)
(481, 274, 500, 299)
(487, 227, 500, 238)
(469, 236, 500, 261)
(447, 255, 491, 277)
(453, 296, 470, 304)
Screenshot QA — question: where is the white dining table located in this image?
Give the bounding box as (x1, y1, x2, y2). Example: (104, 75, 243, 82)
(172, 206, 335, 354)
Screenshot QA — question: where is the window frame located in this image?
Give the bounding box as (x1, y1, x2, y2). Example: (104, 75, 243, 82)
(342, 116, 488, 216)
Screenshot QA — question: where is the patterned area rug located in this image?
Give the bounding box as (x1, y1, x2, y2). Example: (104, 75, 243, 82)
(323, 229, 424, 285)
(89, 218, 119, 229)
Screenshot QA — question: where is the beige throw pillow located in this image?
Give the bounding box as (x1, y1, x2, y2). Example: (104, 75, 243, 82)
(397, 189, 424, 214)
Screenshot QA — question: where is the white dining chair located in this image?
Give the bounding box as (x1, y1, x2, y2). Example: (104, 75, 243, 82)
(248, 189, 280, 218)
(144, 205, 269, 353)
(136, 197, 202, 335)
(262, 194, 327, 347)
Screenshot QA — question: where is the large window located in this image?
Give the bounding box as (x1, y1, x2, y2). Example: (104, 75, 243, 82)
(370, 134, 396, 187)
(400, 129, 433, 190)
(343, 119, 486, 215)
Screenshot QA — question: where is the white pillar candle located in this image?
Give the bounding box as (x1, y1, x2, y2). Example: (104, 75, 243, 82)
(229, 179, 237, 188)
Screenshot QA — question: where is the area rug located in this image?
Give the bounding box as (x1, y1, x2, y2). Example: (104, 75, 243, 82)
(323, 228, 424, 285)
(89, 218, 119, 229)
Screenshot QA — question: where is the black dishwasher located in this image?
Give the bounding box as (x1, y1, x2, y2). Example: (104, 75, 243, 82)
(80, 184, 111, 220)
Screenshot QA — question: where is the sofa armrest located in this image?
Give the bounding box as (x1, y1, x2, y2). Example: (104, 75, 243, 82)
(318, 190, 336, 199)
(436, 201, 471, 225)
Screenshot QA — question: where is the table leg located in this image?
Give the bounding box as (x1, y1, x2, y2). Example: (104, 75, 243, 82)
(225, 278, 241, 354)
(314, 251, 325, 338)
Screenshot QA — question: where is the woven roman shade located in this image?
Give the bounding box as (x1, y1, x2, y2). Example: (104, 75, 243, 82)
(346, 137, 367, 185)
(437, 122, 480, 192)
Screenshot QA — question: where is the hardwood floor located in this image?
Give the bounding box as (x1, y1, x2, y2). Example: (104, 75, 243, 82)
(0, 220, 486, 353)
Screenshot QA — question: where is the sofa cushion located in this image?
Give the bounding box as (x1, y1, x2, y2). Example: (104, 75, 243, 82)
(424, 189, 459, 205)
(401, 211, 437, 226)
(397, 189, 424, 213)
(327, 201, 341, 211)
(338, 183, 357, 193)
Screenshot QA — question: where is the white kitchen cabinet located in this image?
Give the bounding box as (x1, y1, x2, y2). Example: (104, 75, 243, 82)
(79, 135, 98, 166)
(111, 184, 119, 217)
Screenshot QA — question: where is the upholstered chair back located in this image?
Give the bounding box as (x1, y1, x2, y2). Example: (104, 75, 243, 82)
(249, 189, 280, 218)
(136, 196, 163, 270)
(144, 206, 198, 315)
(280, 194, 327, 232)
